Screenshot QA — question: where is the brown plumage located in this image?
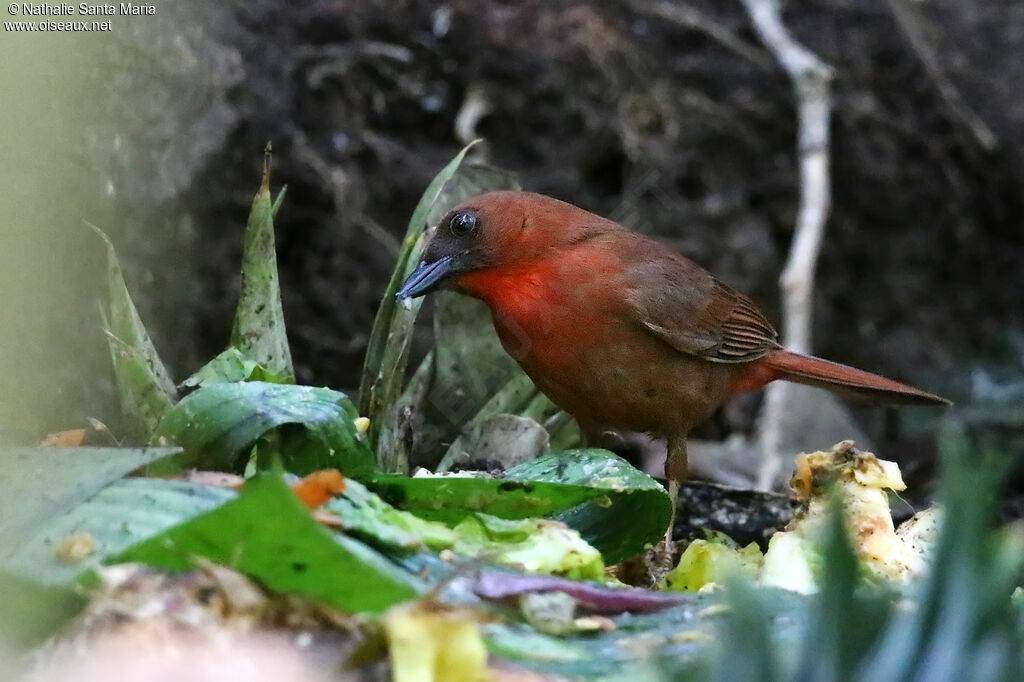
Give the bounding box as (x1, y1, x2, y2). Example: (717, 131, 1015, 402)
(397, 191, 949, 535)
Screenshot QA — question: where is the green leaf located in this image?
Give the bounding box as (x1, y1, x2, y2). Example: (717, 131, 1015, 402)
(90, 224, 177, 436)
(369, 161, 580, 472)
(423, 162, 520, 230)
(326, 477, 458, 551)
(0, 571, 86, 648)
(857, 422, 1023, 681)
(715, 580, 780, 682)
(368, 450, 671, 564)
(2, 478, 234, 586)
(271, 185, 288, 217)
(152, 381, 373, 476)
(360, 142, 500, 467)
(118, 472, 422, 614)
(793, 496, 890, 681)
(179, 347, 291, 392)
(510, 451, 672, 565)
(229, 156, 294, 383)
(396, 168, 528, 470)
(435, 372, 544, 472)
(0, 446, 180, 549)
(382, 167, 536, 466)
(375, 348, 436, 478)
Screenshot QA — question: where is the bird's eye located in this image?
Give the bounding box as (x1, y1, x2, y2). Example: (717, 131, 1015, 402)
(448, 212, 478, 237)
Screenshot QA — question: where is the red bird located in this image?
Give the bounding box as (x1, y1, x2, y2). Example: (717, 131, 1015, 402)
(397, 191, 948, 535)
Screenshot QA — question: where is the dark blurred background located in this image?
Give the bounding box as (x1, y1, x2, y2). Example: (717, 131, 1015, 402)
(35, 0, 1024, 482)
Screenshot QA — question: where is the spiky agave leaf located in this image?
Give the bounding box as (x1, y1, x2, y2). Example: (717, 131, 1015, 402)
(90, 223, 177, 437)
(358, 141, 482, 468)
(229, 146, 294, 383)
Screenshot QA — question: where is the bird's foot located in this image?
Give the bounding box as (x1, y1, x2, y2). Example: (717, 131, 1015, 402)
(644, 522, 678, 586)
(640, 476, 682, 586)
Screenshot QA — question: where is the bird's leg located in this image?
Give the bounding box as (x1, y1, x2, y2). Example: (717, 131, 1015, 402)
(661, 436, 689, 565)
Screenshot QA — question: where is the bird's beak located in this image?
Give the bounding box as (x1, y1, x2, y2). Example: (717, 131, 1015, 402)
(396, 256, 454, 300)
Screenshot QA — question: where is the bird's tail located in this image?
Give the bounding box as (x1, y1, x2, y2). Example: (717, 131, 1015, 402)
(763, 349, 950, 406)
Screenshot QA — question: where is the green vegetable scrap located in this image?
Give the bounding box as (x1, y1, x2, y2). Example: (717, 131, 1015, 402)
(453, 515, 603, 581)
(328, 478, 603, 580)
(662, 532, 763, 593)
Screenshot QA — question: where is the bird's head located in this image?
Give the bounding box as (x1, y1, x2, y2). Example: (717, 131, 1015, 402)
(396, 190, 610, 300)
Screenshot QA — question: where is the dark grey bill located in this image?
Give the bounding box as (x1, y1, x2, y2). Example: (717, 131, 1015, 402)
(396, 256, 453, 300)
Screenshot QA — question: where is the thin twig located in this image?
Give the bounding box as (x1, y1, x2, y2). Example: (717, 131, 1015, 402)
(885, 0, 997, 151)
(631, 0, 773, 69)
(740, 0, 834, 490)
(291, 130, 401, 255)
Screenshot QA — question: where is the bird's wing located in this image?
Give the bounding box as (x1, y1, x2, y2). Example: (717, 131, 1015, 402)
(624, 255, 779, 364)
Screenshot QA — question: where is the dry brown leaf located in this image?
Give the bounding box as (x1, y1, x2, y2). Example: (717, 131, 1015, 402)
(40, 429, 87, 447)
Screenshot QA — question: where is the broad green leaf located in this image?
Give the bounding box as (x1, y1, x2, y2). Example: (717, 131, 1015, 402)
(0, 446, 180, 548)
(118, 472, 422, 614)
(368, 450, 671, 564)
(91, 225, 177, 436)
(179, 346, 291, 392)
(2, 478, 233, 586)
(229, 157, 294, 382)
(153, 381, 373, 476)
(511, 451, 673, 565)
(473, 578, 809, 680)
(367, 472, 596, 525)
(359, 141, 484, 467)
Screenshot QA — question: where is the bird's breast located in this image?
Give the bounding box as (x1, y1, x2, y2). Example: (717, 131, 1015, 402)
(456, 248, 624, 366)
(456, 248, 742, 436)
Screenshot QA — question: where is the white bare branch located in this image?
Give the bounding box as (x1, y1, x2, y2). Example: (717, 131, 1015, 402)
(740, 0, 834, 490)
